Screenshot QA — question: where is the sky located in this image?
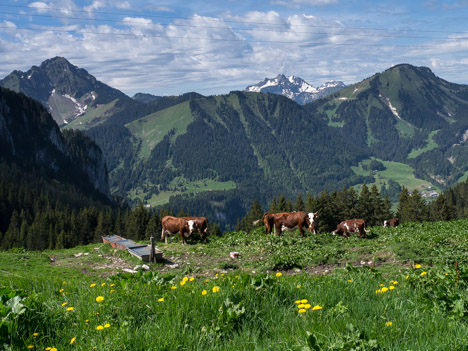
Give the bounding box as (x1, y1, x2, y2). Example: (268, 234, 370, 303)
(1, 0, 468, 97)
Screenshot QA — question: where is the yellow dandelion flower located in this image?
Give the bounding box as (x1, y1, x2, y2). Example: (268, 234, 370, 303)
(90, 283, 96, 288)
(414, 264, 421, 269)
(393, 281, 398, 285)
(215, 273, 219, 277)
(182, 276, 189, 282)
(298, 304, 305, 309)
(385, 321, 393, 327)
(275, 272, 282, 277)
(70, 336, 76, 345)
(376, 289, 381, 294)
(180, 281, 186, 286)
(62, 302, 68, 306)
(85, 319, 89, 323)
(389, 286, 395, 290)
(158, 298, 164, 302)
(171, 286, 177, 290)
(298, 309, 307, 313)
(110, 283, 115, 287)
(27, 345, 34, 349)
(45, 348, 51, 350)
(95, 312, 100, 316)
(311, 305, 323, 311)
(212, 286, 220, 293)
(380, 284, 384, 287)
(110, 289, 115, 293)
(62, 281, 66, 285)
(189, 277, 195, 282)
(406, 275, 409, 279)
(445, 273, 448, 276)
(348, 280, 352, 283)
(59, 289, 64, 293)
(101, 283, 106, 287)
(202, 290, 207, 295)
(297, 284, 301, 289)
(294, 300, 301, 304)
(96, 296, 104, 303)
(66, 307, 74, 311)
(104, 324, 110, 328)
(304, 304, 312, 309)
(381, 287, 389, 293)
(33, 333, 39, 337)
(300, 299, 308, 304)
(51, 348, 57, 351)
(421, 271, 427, 276)
(96, 325, 104, 330)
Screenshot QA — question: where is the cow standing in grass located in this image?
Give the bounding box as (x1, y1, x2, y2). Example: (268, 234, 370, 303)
(332, 219, 369, 238)
(384, 218, 399, 227)
(161, 216, 208, 245)
(183, 216, 209, 242)
(273, 211, 318, 237)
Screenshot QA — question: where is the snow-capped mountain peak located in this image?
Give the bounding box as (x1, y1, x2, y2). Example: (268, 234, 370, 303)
(245, 74, 345, 105)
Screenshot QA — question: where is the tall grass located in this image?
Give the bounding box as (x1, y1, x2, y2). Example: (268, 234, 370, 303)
(2, 263, 467, 350)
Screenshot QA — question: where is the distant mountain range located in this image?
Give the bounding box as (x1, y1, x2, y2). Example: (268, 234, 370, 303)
(2, 57, 468, 229)
(245, 74, 346, 104)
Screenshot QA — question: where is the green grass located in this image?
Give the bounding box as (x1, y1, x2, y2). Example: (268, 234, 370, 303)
(1, 220, 467, 350)
(408, 130, 440, 159)
(352, 158, 440, 194)
(128, 178, 237, 207)
(126, 101, 193, 160)
(62, 100, 118, 131)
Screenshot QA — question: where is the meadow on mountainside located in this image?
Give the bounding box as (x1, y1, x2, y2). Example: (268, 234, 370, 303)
(1, 219, 467, 350)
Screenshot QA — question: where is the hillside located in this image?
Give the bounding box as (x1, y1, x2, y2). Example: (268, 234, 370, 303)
(3, 58, 468, 229)
(1, 219, 467, 350)
(0, 86, 118, 236)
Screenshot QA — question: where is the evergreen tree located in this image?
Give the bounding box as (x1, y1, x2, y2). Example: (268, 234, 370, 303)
(356, 184, 373, 223)
(396, 187, 411, 223)
(277, 195, 287, 212)
(294, 194, 305, 212)
(430, 195, 455, 221)
(146, 212, 161, 240)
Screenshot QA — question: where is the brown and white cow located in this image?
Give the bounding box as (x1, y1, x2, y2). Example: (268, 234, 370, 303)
(383, 218, 399, 227)
(183, 216, 209, 242)
(332, 219, 369, 238)
(161, 216, 208, 245)
(273, 211, 318, 237)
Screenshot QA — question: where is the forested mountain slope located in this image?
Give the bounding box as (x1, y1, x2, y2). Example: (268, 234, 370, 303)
(0, 87, 117, 235)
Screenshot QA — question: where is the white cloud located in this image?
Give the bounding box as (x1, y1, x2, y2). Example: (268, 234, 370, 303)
(28, 2, 50, 14)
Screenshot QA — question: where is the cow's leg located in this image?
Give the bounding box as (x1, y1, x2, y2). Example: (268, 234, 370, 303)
(161, 227, 167, 244)
(179, 230, 186, 245)
(299, 224, 305, 237)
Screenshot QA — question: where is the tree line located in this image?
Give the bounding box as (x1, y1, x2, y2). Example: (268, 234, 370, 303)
(1, 178, 466, 251)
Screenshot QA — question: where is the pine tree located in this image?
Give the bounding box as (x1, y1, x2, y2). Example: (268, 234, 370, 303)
(294, 194, 305, 212)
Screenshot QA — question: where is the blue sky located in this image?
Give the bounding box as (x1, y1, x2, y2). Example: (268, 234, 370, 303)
(1, 0, 468, 96)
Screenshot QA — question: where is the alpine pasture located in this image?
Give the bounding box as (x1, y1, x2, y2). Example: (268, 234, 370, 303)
(1, 219, 467, 350)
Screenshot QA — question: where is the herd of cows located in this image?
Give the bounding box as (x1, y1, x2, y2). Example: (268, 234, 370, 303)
(161, 212, 400, 245)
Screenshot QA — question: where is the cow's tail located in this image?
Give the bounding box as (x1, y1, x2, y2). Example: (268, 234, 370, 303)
(252, 213, 267, 226)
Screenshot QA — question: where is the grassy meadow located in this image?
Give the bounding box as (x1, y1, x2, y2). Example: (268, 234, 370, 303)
(1, 219, 467, 350)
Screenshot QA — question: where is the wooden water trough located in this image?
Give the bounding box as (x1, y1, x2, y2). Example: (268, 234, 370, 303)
(102, 235, 163, 262)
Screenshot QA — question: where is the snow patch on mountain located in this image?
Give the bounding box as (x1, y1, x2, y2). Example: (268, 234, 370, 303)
(245, 74, 345, 105)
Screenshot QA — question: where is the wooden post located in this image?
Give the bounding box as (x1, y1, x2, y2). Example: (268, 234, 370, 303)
(150, 237, 155, 262)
